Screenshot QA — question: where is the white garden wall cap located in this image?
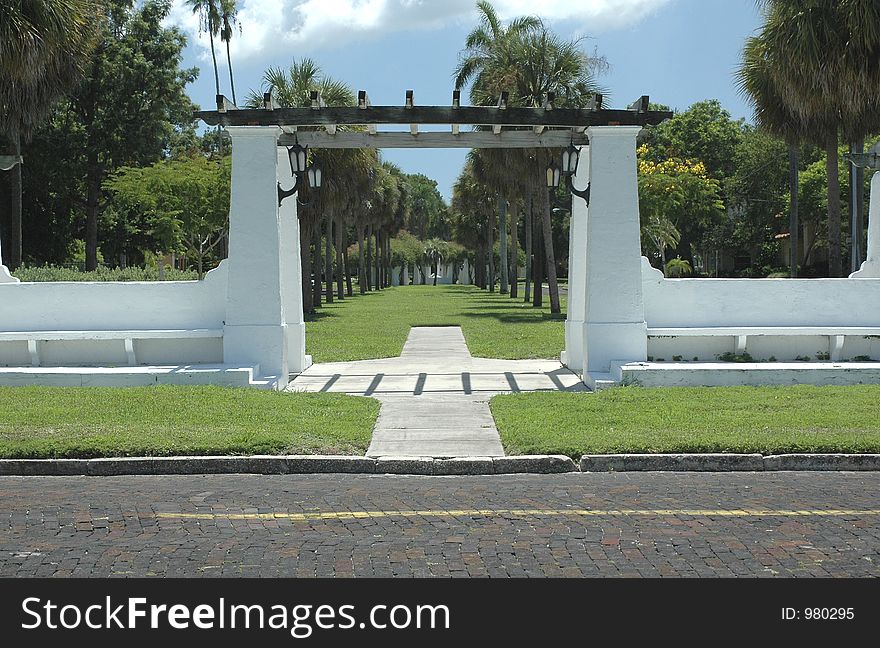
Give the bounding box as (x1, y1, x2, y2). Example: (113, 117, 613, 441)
(224, 125, 283, 137)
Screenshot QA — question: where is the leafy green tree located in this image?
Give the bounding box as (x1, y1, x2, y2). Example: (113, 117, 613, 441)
(21, 0, 197, 270)
(637, 145, 725, 271)
(643, 100, 744, 185)
(0, 0, 102, 270)
(402, 174, 449, 240)
(104, 155, 230, 277)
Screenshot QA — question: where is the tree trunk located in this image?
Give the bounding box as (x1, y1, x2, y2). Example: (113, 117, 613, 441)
(826, 137, 842, 277)
(509, 201, 519, 299)
(85, 150, 102, 271)
(366, 224, 373, 291)
(209, 30, 221, 97)
(849, 139, 865, 273)
(524, 193, 533, 303)
(788, 144, 799, 278)
(0, 131, 22, 270)
(499, 197, 508, 294)
(300, 221, 314, 313)
(334, 214, 344, 300)
(224, 37, 236, 105)
(357, 225, 366, 294)
(532, 216, 543, 308)
(324, 209, 333, 302)
(488, 210, 495, 293)
(312, 219, 322, 308)
(542, 189, 561, 314)
(374, 230, 382, 290)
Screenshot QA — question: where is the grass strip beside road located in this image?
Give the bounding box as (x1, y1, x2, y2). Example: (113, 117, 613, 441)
(306, 284, 564, 362)
(0, 386, 379, 459)
(491, 385, 880, 457)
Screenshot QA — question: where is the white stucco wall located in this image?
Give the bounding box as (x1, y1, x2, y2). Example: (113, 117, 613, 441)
(642, 257, 880, 328)
(0, 263, 228, 367)
(641, 257, 880, 361)
(0, 261, 227, 331)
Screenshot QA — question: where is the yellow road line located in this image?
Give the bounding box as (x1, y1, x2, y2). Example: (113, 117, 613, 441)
(156, 508, 880, 522)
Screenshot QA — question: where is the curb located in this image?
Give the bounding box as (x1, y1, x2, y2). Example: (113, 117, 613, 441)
(579, 453, 880, 472)
(0, 454, 877, 476)
(580, 454, 765, 472)
(0, 455, 577, 477)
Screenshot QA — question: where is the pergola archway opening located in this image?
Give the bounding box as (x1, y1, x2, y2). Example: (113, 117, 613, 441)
(196, 90, 671, 389)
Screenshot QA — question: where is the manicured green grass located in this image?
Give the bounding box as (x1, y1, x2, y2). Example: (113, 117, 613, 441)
(491, 385, 880, 457)
(306, 285, 565, 361)
(0, 386, 379, 458)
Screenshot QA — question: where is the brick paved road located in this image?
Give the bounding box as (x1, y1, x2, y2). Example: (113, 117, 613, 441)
(1, 472, 878, 577)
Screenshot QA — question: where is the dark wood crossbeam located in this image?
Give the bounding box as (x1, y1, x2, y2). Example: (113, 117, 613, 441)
(196, 104, 672, 128)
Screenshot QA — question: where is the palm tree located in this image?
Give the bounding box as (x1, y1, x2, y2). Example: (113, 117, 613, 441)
(453, 1, 541, 95)
(754, 0, 880, 276)
(0, 0, 102, 270)
(737, 34, 815, 277)
(246, 59, 371, 311)
(187, 0, 222, 98)
(219, 0, 239, 105)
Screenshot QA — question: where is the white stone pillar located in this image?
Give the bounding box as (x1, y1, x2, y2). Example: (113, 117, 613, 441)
(561, 145, 588, 372)
(580, 126, 647, 386)
(223, 126, 289, 386)
(851, 173, 880, 278)
(277, 145, 311, 374)
(391, 267, 400, 286)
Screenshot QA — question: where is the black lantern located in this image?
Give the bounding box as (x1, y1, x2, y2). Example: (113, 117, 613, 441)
(288, 143, 308, 175)
(562, 142, 580, 176)
(307, 165, 322, 190)
(546, 163, 561, 189)
(278, 143, 322, 207)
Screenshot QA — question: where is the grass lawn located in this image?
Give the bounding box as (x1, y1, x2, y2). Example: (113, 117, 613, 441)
(0, 386, 379, 459)
(306, 284, 565, 362)
(491, 385, 880, 457)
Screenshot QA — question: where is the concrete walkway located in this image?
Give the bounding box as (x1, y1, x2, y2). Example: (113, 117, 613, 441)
(289, 326, 586, 458)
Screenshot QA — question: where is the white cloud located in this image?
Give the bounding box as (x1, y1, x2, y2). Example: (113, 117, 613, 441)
(168, 0, 673, 62)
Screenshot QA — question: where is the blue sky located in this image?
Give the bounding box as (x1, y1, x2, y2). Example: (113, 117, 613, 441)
(169, 0, 763, 201)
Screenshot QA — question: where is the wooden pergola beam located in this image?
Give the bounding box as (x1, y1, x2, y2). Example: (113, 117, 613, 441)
(279, 130, 590, 149)
(197, 104, 671, 128)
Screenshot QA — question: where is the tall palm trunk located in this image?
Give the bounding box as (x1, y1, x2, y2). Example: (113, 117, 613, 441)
(826, 137, 842, 277)
(366, 224, 373, 290)
(324, 209, 333, 303)
(532, 215, 543, 308)
(542, 186, 561, 314)
(524, 193, 533, 302)
(224, 33, 236, 104)
(499, 197, 508, 294)
(357, 225, 366, 294)
(300, 222, 313, 313)
(312, 220, 322, 308)
(488, 210, 495, 293)
(334, 214, 344, 300)
(374, 230, 381, 290)
(788, 144, 799, 278)
(385, 237, 392, 288)
(208, 29, 221, 97)
(849, 139, 865, 273)
(0, 132, 22, 270)
(509, 201, 519, 298)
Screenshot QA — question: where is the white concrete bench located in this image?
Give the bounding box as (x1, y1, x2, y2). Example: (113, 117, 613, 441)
(646, 326, 880, 362)
(0, 329, 223, 367)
